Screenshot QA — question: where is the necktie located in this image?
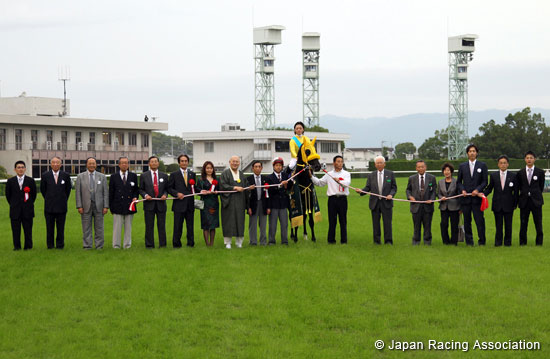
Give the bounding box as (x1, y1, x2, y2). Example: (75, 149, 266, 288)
(470, 163, 474, 177)
(256, 176, 261, 198)
(122, 172, 127, 185)
(378, 171, 383, 195)
(501, 172, 506, 190)
(153, 172, 159, 197)
(183, 170, 188, 186)
(528, 168, 533, 185)
(420, 175, 425, 197)
(54, 172, 58, 184)
(90, 172, 95, 197)
(19, 177, 23, 190)
(277, 173, 281, 182)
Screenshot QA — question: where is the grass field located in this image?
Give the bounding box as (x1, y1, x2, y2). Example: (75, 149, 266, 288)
(0, 177, 548, 358)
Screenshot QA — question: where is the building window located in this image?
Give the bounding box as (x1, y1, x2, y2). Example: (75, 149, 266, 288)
(320, 142, 339, 153)
(102, 131, 112, 145)
(61, 131, 68, 150)
(46, 130, 53, 144)
(205, 141, 214, 153)
(129, 133, 137, 146)
(89, 132, 96, 150)
(75, 131, 82, 144)
(254, 143, 269, 151)
(116, 132, 124, 146)
(15, 129, 23, 150)
(141, 133, 149, 148)
(0, 129, 6, 150)
(275, 141, 290, 152)
(31, 130, 39, 150)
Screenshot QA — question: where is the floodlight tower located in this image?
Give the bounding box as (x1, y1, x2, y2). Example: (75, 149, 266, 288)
(253, 25, 285, 130)
(447, 34, 478, 159)
(302, 32, 320, 128)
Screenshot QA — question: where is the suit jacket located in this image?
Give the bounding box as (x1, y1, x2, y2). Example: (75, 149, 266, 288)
(40, 170, 72, 214)
(109, 171, 139, 215)
(361, 169, 397, 210)
(139, 170, 169, 212)
(266, 172, 292, 209)
(167, 169, 196, 212)
(6, 175, 37, 219)
(515, 167, 545, 208)
(406, 173, 437, 213)
(246, 174, 270, 215)
(457, 160, 488, 205)
(483, 171, 518, 213)
(437, 178, 460, 211)
(75, 171, 109, 212)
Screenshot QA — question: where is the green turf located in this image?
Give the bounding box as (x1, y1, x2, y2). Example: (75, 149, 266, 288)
(0, 177, 548, 358)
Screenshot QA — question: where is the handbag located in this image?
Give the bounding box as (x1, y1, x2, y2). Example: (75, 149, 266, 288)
(194, 199, 204, 210)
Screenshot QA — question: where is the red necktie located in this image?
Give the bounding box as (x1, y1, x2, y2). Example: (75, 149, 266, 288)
(153, 172, 159, 197)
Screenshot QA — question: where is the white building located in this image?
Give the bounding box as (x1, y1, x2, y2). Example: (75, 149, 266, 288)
(343, 147, 395, 170)
(183, 126, 349, 172)
(0, 96, 168, 177)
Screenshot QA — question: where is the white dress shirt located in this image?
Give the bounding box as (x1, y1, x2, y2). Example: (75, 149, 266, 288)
(469, 160, 476, 176)
(311, 169, 351, 196)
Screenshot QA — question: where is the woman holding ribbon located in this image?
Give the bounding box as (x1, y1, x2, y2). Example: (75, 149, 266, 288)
(198, 161, 219, 247)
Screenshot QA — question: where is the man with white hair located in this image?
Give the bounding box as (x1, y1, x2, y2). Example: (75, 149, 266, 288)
(356, 156, 397, 244)
(219, 156, 249, 248)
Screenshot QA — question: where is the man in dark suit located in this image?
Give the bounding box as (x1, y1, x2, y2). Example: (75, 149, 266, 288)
(6, 161, 37, 250)
(457, 144, 488, 246)
(516, 151, 545, 246)
(406, 160, 437, 245)
(267, 157, 292, 245)
(139, 155, 168, 248)
(109, 156, 139, 249)
(40, 156, 72, 249)
(483, 155, 518, 246)
(356, 155, 397, 244)
(246, 160, 270, 245)
(168, 154, 196, 248)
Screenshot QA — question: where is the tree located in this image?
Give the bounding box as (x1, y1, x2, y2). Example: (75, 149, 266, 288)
(470, 107, 546, 158)
(166, 163, 180, 173)
(0, 165, 8, 179)
(394, 142, 417, 159)
(152, 132, 192, 157)
(418, 129, 448, 160)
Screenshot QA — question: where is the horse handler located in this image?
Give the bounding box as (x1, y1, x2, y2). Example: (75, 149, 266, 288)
(311, 155, 351, 244)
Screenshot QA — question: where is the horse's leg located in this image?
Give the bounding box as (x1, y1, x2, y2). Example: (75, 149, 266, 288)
(308, 208, 316, 242)
(301, 194, 309, 241)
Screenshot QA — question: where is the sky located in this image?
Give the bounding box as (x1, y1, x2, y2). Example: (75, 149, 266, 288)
(0, 0, 549, 136)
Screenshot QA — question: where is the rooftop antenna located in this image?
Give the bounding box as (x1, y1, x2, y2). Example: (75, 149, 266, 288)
(302, 32, 320, 128)
(447, 34, 478, 160)
(253, 25, 285, 130)
(58, 66, 70, 116)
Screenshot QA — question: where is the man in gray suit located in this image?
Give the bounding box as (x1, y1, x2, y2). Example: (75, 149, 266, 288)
(406, 160, 437, 245)
(76, 157, 109, 249)
(356, 156, 397, 244)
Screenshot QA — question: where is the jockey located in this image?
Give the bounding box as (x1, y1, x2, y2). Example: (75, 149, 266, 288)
(289, 121, 311, 170)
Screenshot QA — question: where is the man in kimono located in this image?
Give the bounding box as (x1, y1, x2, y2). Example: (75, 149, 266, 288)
(219, 156, 251, 249)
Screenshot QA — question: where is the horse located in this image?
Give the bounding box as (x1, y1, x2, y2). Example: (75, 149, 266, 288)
(287, 136, 322, 242)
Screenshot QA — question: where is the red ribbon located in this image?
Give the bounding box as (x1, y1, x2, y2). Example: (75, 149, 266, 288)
(23, 186, 30, 202)
(480, 195, 489, 211)
(210, 179, 218, 192)
(189, 179, 195, 194)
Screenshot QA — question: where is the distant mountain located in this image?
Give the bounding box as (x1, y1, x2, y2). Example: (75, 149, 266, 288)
(314, 108, 550, 148)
